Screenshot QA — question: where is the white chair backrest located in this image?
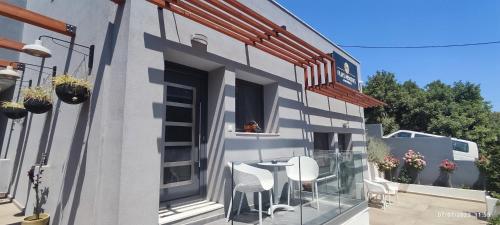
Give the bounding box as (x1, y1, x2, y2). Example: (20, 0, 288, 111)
(228, 162, 274, 191)
(364, 179, 387, 193)
(286, 156, 319, 182)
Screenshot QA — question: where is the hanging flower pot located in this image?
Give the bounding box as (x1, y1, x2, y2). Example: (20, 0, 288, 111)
(52, 75, 91, 104)
(22, 87, 53, 114)
(1, 102, 28, 119)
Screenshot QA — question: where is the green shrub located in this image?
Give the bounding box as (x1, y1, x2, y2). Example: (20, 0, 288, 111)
(367, 137, 390, 164)
(397, 167, 412, 184)
(489, 215, 500, 225)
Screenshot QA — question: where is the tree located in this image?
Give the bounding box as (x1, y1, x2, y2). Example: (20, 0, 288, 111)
(364, 73, 497, 151)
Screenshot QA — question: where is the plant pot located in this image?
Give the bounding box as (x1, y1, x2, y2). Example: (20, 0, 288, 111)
(1, 106, 28, 119)
(384, 169, 396, 181)
(55, 84, 90, 104)
(22, 213, 49, 225)
(437, 170, 453, 187)
(408, 167, 420, 184)
(24, 99, 52, 114)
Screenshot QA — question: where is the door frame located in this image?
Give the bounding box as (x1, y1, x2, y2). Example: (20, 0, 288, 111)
(160, 61, 208, 203)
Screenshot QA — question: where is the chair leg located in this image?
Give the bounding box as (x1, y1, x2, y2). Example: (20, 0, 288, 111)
(287, 180, 291, 206)
(226, 189, 237, 221)
(258, 192, 263, 225)
(237, 192, 244, 216)
(315, 182, 320, 210)
(269, 190, 274, 219)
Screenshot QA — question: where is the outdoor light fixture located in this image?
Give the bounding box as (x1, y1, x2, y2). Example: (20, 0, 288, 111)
(22, 39, 52, 58)
(24, 35, 94, 74)
(0, 66, 20, 80)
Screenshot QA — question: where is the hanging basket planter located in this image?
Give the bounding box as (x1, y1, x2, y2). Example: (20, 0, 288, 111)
(1, 102, 28, 119)
(53, 75, 91, 104)
(24, 99, 53, 114)
(22, 87, 53, 114)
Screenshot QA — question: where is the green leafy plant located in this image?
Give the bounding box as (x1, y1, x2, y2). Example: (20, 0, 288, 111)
(1, 101, 25, 109)
(366, 137, 390, 164)
(397, 167, 412, 184)
(52, 74, 92, 89)
(22, 87, 52, 102)
(489, 215, 500, 225)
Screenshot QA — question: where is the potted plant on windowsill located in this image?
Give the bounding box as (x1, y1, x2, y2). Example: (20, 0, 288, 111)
(23, 154, 49, 225)
(52, 75, 91, 104)
(1, 101, 28, 119)
(22, 87, 53, 114)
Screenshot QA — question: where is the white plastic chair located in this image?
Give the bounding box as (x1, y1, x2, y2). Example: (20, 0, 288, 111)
(286, 156, 320, 210)
(364, 179, 390, 209)
(227, 162, 274, 225)
(374, 177, 399, 202)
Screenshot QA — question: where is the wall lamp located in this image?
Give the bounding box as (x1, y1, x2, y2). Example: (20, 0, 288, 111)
(23, 35, 94, 74)
(0, 65, 20, 80)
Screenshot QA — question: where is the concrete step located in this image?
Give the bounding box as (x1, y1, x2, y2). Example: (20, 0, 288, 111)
(159, 200, 225, 225)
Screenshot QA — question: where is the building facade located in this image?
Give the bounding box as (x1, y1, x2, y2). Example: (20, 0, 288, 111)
(0, 0, 379, 224)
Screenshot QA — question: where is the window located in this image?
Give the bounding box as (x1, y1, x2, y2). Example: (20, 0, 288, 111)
(392, 132, 412, 138)
(452, 140, 469, 153)
(338, 133, 352, 152)
(235, 79, 264, 132)
(415, 133, 431, 138)
(314, 133, 330, 150)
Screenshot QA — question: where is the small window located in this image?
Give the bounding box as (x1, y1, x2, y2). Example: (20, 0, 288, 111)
(415, 133, 431, 138)
(452, 140, 469, 153)
(235, 79, 264, 132)
(393, 132, 412, 138)
(338, 133, 352, 152)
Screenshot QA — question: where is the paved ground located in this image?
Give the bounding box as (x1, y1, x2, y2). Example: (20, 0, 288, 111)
(0, 199, 23, 225)
(369, 192, 488, 225)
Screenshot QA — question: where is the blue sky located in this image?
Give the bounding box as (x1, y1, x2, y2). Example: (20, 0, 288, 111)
(276, 0, 500, 111)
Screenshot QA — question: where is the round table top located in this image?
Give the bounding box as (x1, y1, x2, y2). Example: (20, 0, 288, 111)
(257, 161, 294, 167)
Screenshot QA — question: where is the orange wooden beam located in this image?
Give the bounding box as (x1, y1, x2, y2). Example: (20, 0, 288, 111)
(0, 1, 75, 36)
(0, 59, 19, 69)
(0, 37, 25, 52)
(111, 0, 125, 4)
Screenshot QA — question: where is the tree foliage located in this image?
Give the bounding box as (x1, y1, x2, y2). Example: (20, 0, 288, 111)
(364, 71, 498, 151)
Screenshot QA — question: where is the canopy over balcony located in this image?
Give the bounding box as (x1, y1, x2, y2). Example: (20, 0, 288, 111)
(146, 0, 385, 108)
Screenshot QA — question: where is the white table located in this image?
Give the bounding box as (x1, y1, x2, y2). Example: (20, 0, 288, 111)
(257, 161, 295, 214)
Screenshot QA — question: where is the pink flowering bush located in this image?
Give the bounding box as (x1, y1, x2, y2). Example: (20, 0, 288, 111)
(439, 159, 457, 173)
(403, 149, 426, 171)
(377, 155, 400, 172)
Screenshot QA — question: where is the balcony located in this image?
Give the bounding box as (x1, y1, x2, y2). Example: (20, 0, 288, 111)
(212, 151, 366, 225)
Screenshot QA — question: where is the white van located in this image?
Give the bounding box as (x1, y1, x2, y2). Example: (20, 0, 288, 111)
(383, 130, 479, 161)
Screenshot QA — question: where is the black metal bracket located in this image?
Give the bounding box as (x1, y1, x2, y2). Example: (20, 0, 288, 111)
(38, 35, 93, 75)
(65, 24, 77, 34)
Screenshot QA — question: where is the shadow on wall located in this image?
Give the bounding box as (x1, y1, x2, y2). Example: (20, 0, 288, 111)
(51, 4, 125, 225)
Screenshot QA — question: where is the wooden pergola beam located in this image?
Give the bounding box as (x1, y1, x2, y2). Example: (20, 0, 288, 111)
(0, 37, 25, 52)
(0, 1, 75, 36)
(0, 59, 19, 69)
(111, 0, 125, 4)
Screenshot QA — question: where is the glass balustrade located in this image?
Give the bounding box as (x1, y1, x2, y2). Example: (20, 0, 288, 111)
(226, 151, 365, 225)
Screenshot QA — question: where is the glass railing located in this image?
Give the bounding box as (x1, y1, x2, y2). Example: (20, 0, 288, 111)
(227, 151, 365, 225)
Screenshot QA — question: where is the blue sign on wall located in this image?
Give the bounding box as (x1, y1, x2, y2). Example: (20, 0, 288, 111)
(332, 52, 358, 90)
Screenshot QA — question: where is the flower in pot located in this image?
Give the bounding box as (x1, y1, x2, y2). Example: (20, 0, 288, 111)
(377, 155, 400, 181)
(52, 75, 91, 104)
(1, 101, 28, 119)
(438, 159, 456, 187)
(402, 149, 426, 184)
(22, 87, 53, 114)
(23, 154, 49, 225)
